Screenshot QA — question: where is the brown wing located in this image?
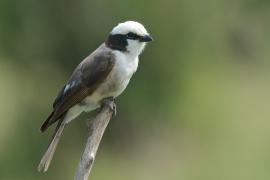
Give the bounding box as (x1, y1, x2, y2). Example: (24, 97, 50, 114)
(40, 45, 115, 132)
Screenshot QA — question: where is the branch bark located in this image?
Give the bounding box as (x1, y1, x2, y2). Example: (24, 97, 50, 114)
(74, 100, 114, 180)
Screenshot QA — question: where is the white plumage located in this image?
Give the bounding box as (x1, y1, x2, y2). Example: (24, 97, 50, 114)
(65, 47, 139, 123)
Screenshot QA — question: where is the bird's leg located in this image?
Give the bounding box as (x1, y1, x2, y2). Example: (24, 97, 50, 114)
(101, 97, 116, 116)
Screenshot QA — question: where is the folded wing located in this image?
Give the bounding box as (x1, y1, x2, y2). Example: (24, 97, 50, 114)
(40, 45, 115, 132)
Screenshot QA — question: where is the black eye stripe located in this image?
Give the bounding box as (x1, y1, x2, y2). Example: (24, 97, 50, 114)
(105, 32, 143, 51)
(126, 32, 140, 39)
(106, 34, 128, 51)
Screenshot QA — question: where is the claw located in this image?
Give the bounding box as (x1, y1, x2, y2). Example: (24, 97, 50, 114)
(101, 97, 116, 116)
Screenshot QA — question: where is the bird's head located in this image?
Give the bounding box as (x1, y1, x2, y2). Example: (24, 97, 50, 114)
(106, 21, 153, 56)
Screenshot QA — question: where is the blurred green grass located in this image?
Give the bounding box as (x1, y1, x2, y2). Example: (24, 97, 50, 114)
(0, 0, 270, 179)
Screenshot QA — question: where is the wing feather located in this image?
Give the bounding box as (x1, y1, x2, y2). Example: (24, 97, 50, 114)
(40, 44, 115, 132)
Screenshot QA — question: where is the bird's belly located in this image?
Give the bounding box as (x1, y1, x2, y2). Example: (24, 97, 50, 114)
(83, 53, 138, 112)
(82, 70, 132, 112)
(97, 70, 131, 98)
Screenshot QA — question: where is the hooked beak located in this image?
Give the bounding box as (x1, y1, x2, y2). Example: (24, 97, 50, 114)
(139, 35, 153, 42)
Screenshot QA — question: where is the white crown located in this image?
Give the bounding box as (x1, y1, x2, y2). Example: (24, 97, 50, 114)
(111, 21, 148, 36)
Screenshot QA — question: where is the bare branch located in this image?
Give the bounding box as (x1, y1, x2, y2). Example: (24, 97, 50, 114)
(74, 100, 114, 180)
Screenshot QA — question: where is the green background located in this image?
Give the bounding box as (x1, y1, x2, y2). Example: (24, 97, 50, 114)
(0, 0, 270, 179)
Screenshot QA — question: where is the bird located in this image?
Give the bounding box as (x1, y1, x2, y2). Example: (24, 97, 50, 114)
(38, 21, 153, 172)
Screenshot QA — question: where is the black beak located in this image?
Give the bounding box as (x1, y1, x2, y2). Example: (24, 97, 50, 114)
(139, 35, 153, 42)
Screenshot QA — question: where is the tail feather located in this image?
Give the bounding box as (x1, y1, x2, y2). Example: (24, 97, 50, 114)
(38, 119, 66, 172)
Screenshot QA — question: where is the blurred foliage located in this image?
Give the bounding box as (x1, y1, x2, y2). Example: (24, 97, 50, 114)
(0, 0, 270, 179)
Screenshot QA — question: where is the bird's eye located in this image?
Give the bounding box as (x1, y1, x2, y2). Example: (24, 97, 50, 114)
(126, 32, 139, 40)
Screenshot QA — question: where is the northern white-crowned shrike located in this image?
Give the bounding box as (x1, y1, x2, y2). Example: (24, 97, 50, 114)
(38, 21, 153, 172)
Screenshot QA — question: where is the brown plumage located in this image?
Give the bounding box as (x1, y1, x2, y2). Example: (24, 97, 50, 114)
(38, 21, 153, 172)
(38, 44, 115, 172)
(40, 44, 115, 132)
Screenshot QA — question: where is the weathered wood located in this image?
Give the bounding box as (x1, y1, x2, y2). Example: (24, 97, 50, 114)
(74, 100, 114, 180)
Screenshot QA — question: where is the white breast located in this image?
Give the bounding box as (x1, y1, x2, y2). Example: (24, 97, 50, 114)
(83, 50, 139, 111)
(99, 50, 138, 97)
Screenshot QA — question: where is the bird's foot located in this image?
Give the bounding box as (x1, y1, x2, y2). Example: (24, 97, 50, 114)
(101, 97, 116, 116)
